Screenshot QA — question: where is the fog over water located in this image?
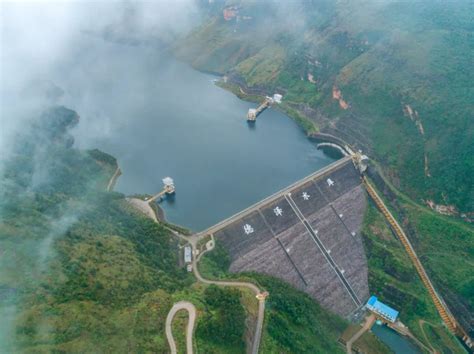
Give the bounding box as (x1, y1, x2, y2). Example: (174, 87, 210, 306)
(59, 36, 335, 230)
(1, 2, 335, 231)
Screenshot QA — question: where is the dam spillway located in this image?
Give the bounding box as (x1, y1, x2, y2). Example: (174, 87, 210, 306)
(199, 156, 370, 316)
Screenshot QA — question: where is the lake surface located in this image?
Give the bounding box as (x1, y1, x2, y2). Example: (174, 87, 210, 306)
(52, 35, 334, 231)
(371, 324, 421, 354)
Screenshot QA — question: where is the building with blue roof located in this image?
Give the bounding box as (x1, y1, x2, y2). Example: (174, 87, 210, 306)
(366, 295, 399, 323)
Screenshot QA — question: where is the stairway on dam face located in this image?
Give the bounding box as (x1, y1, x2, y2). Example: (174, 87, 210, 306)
(209, 158, 370, 317)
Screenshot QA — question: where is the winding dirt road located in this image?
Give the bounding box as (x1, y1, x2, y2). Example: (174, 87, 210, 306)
(165, 301, 196, 354)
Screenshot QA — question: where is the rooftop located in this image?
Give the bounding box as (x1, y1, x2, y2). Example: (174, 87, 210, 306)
(162, 177, 174, 186)
(367, 295, 399, 322)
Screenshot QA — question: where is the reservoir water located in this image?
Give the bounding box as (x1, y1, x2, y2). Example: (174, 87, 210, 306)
(51, 35, 334, 231)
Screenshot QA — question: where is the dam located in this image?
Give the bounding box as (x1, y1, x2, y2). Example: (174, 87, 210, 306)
(199, 156, 370, 316)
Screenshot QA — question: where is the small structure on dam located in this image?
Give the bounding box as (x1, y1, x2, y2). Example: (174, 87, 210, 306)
(202, 157, 369, 317)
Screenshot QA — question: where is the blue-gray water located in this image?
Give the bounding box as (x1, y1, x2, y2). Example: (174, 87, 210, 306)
(52, 35, 334, 231)
(371, 324, 421, 354)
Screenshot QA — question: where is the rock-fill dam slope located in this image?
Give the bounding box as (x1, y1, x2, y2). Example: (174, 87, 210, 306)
(208, 157, 369, 317)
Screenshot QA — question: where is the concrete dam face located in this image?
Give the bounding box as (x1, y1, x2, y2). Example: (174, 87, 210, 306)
(211, 157, 369, 316)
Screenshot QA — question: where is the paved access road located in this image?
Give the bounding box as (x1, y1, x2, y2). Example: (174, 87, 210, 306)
(192, 245, 266, 354)
(127, 200, 266, 354)
(174, 230, 266, 354)
(165, 301, 197, 354)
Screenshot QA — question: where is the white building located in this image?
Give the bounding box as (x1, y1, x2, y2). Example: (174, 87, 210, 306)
(162, 177, 175, 194)
(184, 246, 192, 263)
(162, 177, 174, 187)
(247, 108, 257, 120)
(273, 94, 283, 103)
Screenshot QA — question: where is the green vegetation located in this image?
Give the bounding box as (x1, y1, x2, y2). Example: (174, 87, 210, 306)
(3, 1, 473, 350)
(169, 282, 251, 354)
(199, 241, 348, 353)
(403, 201, 474, 309)
(420, 320, 464, 354)
(217, 79, 318, 135)
(279, 103, 319, 135)
(251, 274, 346, 353)
(366, 165, 473, 342)
(235, 44, 286, 87)
(171, 309, 188, 354)
(0, 106, 249, 353)
(196, 285, 246, 353)
(340, 324, 392, 354)
(361, 202, 464, 353)
(355, 331, 393, 354)
(0, 106, 194, 352)
(199, 241, 232, 279)
(175, 1, 474, 341)
(176, 1, 473, 210)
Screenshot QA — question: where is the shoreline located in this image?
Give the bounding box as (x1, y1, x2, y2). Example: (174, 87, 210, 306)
(216, 79, 319, 137)
(107, 71, 347, 231)
(106, 166, 169, 225)
(215, 77, 351, 158)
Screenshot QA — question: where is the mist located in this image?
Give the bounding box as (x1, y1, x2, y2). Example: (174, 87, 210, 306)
(1, 0, 199, 155)
(0, 1, 200, 349)
(1, 0, 470, 350)
(0, 0, 201, 228)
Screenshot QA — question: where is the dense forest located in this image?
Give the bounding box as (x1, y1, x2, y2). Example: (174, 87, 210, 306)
(0, 106, 195, 351)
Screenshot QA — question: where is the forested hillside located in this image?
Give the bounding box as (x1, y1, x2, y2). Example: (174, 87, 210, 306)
(175, 0, 473, 215)
(0, 106, 195, 351)
(174, 0, 474, 341)
(0, 106, 352, 352)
